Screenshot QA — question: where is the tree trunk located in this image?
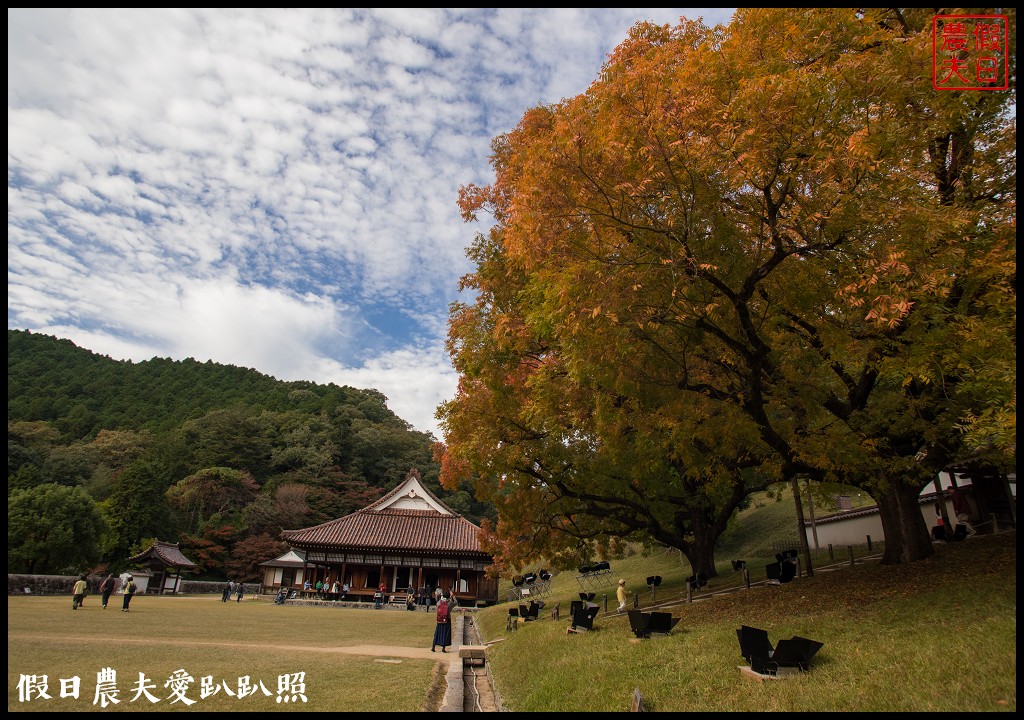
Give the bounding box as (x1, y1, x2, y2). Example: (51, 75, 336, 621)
(876, 474, 935, 564)
(679, 511, 719, 579)
(790, 475, 813, 577)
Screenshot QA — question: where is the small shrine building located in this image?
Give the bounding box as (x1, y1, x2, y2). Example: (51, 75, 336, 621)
(124, 540, 197, 594)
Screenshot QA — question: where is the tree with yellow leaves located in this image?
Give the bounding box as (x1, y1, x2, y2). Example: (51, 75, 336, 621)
(440, 8, 1015, 572)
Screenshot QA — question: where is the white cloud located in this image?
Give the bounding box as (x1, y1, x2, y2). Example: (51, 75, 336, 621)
(309, 344, 460, 441)
(8, 8, 736, 437)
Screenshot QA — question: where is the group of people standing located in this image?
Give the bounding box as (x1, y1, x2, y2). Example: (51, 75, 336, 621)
(291, 578, 461, 608)
(72, 573, 136, 612)
(221, 580, 244, 603)
(410, 584, 450, 609)
(304, 578, 350, 599)
(402, 584, 456, 611)
(375, 582, 459, 611)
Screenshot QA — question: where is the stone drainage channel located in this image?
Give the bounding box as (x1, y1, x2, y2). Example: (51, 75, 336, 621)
(438, 610, 503, 712)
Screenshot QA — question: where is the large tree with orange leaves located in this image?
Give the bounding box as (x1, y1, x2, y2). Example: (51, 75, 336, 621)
(440, 9, 1015, 573)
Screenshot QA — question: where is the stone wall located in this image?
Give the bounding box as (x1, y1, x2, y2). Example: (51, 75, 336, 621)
(8, 574, 231, 595)
(8, 573, 87, 595)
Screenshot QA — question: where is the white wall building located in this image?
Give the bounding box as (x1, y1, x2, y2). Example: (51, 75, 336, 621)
(801, 471, 1016, 550)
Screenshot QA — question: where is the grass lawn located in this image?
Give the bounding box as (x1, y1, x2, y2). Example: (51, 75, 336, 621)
(477, 530, 1017, 712)
(8, 524, 1016, 712)
(8, 596, 443, 712)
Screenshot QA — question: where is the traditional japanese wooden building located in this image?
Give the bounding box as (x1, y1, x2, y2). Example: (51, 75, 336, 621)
(280, 468, 498, 606)
(258, 548, 307, 592)
(124, 540, 196, 594)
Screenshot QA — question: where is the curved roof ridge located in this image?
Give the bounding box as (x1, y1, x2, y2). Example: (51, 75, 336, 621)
(126, 539, 196, 568)
(365, 467, 458, 516)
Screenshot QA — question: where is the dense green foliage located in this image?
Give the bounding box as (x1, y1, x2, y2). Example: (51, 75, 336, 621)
(8, 483, 106, 574)
(8, 329, 493, 577)
(10, 329, 404, 440)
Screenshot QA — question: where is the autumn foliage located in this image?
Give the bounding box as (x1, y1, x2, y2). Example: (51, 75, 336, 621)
(440, 9, 1015, 573)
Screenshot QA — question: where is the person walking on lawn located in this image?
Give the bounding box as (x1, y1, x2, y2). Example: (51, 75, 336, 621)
(121, 576, 137, 612)
(99, 574, 116, 609)
(72, 574, 88, 610)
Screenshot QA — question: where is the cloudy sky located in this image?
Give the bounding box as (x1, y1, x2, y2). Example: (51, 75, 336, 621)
(8, 8, 736, 439)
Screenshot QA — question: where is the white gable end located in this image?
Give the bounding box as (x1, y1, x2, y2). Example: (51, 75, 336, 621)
(377, 473, 452, 515)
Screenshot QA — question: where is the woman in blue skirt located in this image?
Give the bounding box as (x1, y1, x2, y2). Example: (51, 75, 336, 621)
(431, 596, 451, 652)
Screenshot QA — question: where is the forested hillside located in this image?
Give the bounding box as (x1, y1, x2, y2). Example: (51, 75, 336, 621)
(8, 329, 490, 579)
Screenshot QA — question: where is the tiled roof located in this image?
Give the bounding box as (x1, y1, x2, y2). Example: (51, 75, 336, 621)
(282, 508, 488, 557)
(126, 540, 197, 568)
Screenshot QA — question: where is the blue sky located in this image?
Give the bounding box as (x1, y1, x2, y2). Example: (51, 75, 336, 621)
(8, 8, 736, 439)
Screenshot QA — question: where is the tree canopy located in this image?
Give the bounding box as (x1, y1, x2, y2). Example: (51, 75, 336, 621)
(439, 8, 1016, 573)
(8, 483, 106, 574)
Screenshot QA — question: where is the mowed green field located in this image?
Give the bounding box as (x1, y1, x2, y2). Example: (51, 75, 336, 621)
(473, 531, 1017, 712)
(8, 595, 444, 712)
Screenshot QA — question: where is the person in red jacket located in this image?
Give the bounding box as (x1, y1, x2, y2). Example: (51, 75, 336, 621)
(949, 486, 976, 537)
